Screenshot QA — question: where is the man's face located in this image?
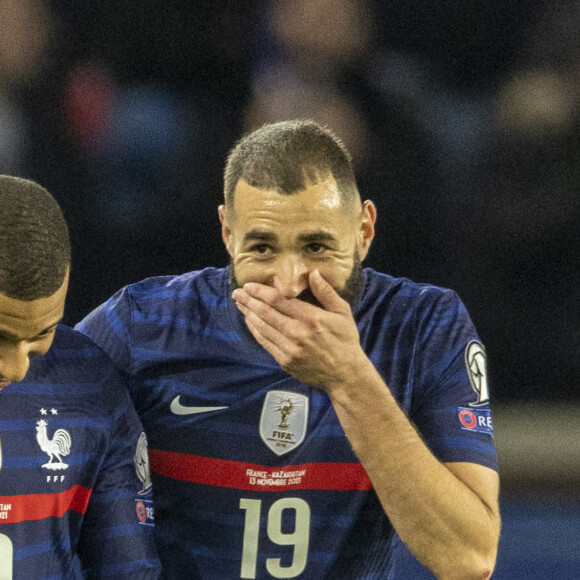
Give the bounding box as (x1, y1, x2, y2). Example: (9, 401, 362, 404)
(219, 178, 375, 309)
(0, 271, 68, 390)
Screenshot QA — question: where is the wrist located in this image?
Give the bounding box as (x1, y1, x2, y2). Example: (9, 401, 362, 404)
(326, 355, 382, 405)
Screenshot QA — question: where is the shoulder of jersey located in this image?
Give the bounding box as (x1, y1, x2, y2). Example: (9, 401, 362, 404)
(362, 269, 448, 302)
(48, 324, 106, 354)
(31, 325, 122, 388)
(127, 267, 228, 299)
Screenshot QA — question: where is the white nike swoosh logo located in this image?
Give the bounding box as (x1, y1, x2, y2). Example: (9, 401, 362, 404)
(170, 396, 228, 415)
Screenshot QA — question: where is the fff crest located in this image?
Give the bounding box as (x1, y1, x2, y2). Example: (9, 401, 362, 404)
(259, 390, 309, 456)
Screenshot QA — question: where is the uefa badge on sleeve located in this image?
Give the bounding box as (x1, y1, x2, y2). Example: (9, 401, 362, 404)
(457, 407, 493, 435)
(135, 498, 155, 526)
(465, 341, 490, 407)
(134, 432, 152, 495)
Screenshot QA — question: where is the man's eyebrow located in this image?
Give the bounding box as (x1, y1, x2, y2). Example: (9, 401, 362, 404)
(242, 230, 278, 244)
(297, 231, 337, 244)
(0, 329, 19, 341)
(0, 320, 61, 342)
(37, 321, 61, 336)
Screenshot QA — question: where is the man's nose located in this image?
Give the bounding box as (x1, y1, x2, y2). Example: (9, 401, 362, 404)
(272, 256, 310, 298)
(0, 343, 31, 384)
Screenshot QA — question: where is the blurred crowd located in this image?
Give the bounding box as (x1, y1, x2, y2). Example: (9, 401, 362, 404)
(1, 0, 577, 401)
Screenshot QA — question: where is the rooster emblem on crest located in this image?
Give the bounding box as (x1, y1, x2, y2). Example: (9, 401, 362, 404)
(36, 419, 72, 470)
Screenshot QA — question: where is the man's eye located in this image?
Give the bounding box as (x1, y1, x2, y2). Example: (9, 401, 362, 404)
(251, 244, 272, 255)
(306, 243, 326, 254)
(28, 328, 55, 343)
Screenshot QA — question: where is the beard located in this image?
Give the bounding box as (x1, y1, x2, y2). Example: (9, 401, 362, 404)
(228, 252, 364, 311)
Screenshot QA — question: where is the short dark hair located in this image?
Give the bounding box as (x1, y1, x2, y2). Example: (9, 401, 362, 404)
(224, 119, 360, 208)
(0, 175, 71, 301)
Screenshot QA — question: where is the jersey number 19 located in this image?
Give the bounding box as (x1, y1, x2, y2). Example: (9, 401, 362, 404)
(239, 498, 310, 579)
(0, 534, 13, 580)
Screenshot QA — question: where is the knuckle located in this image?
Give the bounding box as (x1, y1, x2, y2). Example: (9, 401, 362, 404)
(280, 318, 299, 338)
(270, 293, 286, 308)
(310, 313, 324, 330)
(292, 326, 310, 346)
(286, 343, 307, 365)
(252, 300, 268, 317)
(286, 342, 302, 359)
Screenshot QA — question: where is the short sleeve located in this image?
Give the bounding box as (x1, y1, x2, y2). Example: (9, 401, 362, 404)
(76, 371, 161, 578)
(410, 290, 497, 470)
(76, 286, 134, 374)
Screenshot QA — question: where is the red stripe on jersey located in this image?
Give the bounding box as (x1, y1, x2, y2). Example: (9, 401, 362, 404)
(149, 448, 372, 491)
(0, 485, 92, 524)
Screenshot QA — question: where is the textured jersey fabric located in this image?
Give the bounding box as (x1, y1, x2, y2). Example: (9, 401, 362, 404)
(76, 267, 497, 579)
(0, 325, 161, 579)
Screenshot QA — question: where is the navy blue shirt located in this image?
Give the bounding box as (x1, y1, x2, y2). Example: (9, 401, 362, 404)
(0, 325, 160, 579)
(77, 267, 496, 579)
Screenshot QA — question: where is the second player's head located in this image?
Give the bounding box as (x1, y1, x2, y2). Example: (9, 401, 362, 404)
(0, 175, 70, 389)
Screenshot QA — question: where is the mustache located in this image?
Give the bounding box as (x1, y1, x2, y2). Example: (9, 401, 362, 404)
(295, 287, 323, 307)
(228, 252, 363, 311)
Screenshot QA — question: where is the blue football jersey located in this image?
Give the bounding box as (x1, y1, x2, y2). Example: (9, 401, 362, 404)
(0, 325, 161, 579)
(76, 268, 497, 579)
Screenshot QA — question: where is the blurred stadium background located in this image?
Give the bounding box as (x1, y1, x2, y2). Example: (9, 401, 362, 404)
(1, 1, 578, 577)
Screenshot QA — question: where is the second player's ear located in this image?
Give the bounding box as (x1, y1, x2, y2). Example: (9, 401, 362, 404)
(218, 205, 233, 255)
(358, 200, 376, 261)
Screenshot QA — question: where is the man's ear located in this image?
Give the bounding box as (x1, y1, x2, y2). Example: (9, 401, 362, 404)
(358, 200, 376, 261)
(218, 205, 233, 256)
